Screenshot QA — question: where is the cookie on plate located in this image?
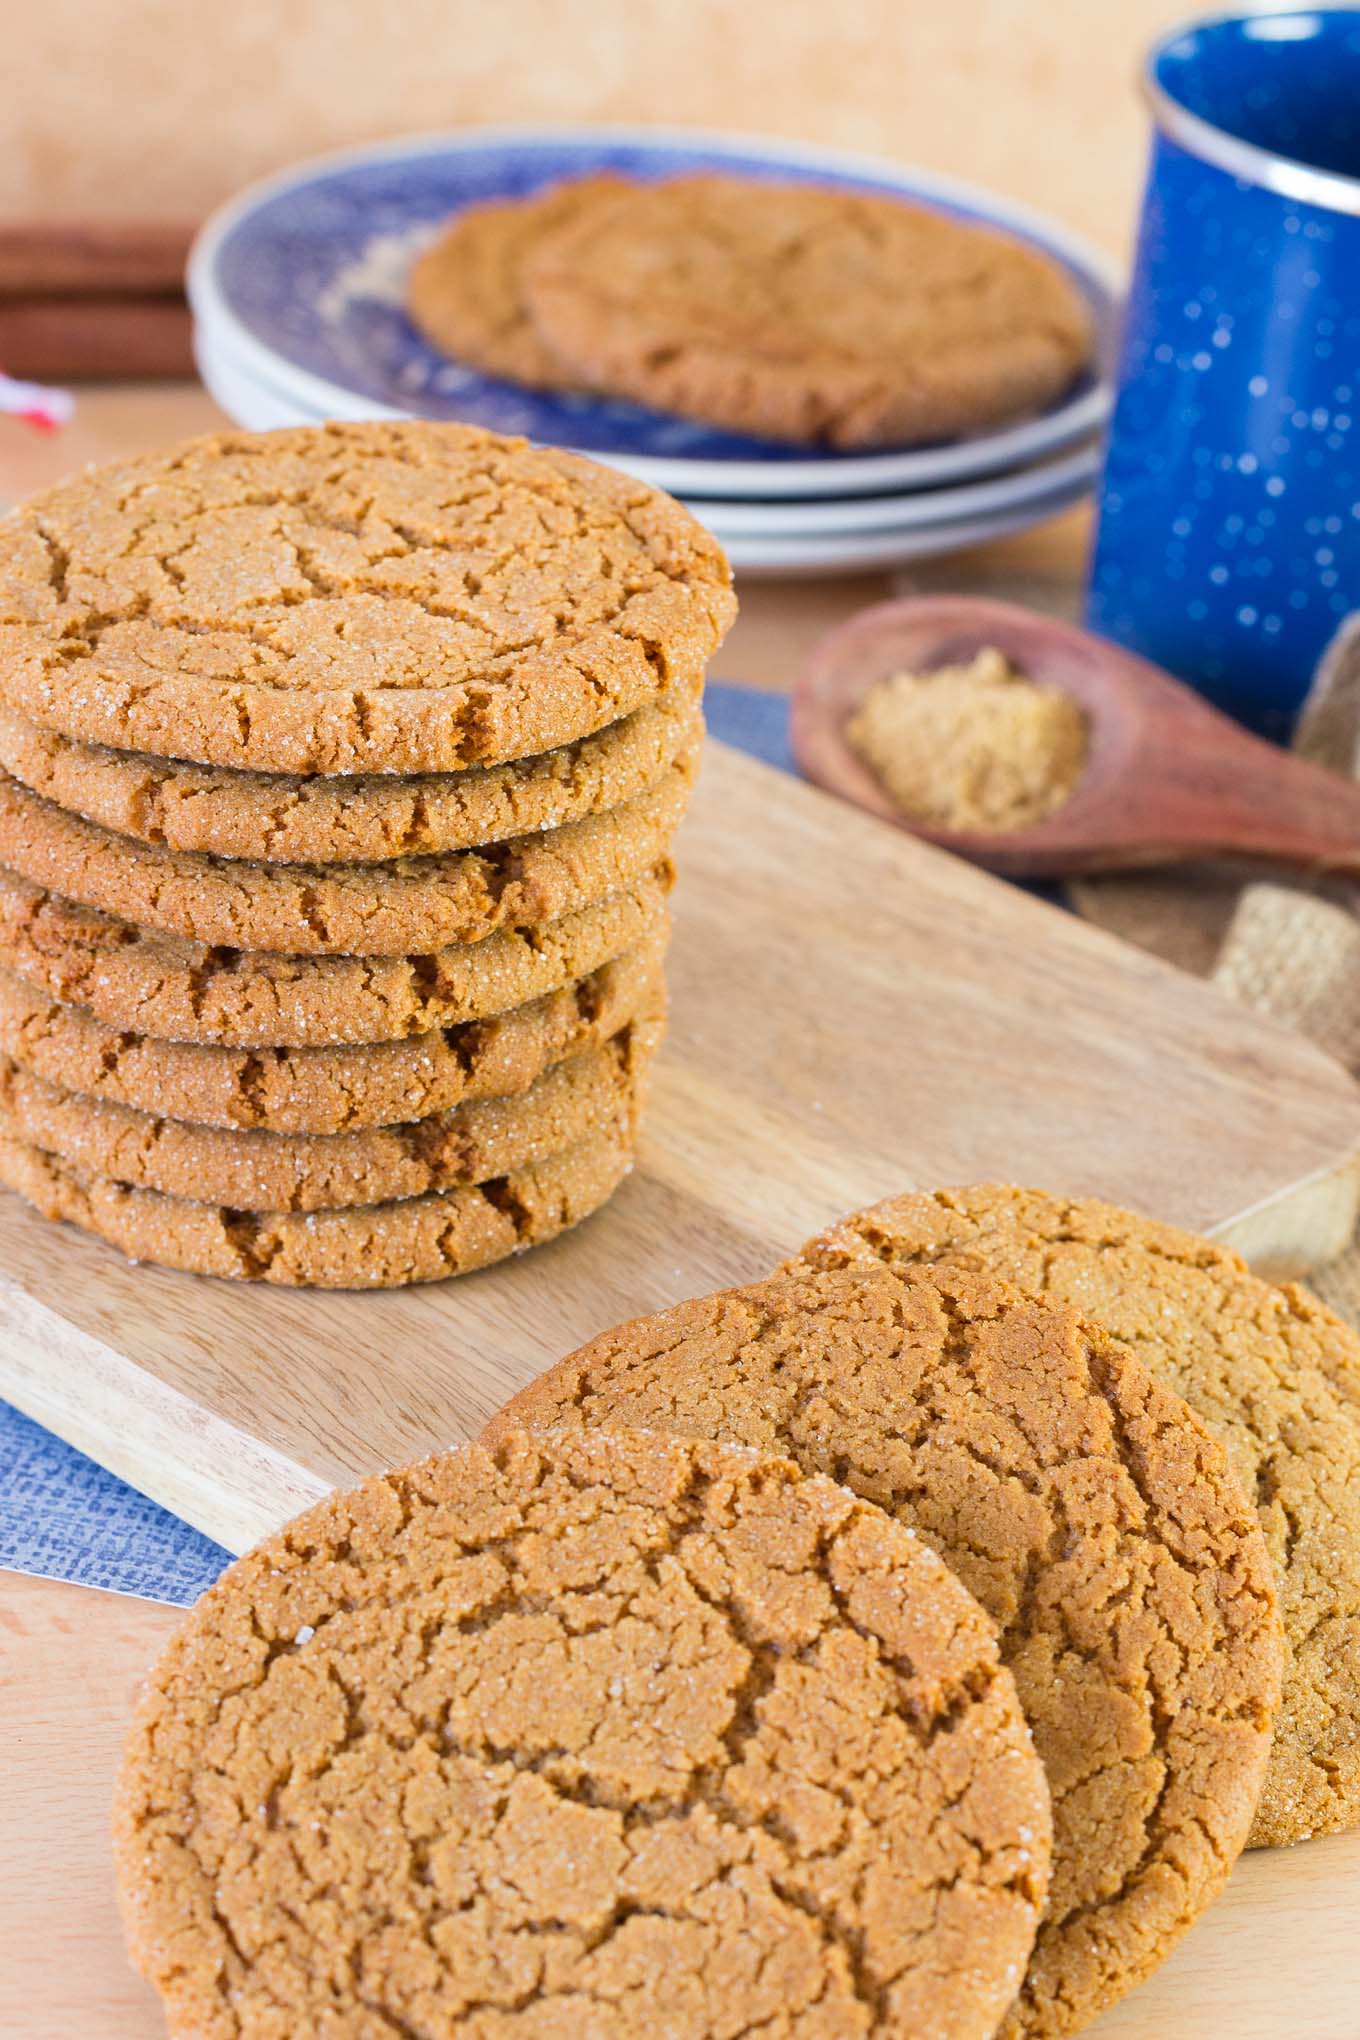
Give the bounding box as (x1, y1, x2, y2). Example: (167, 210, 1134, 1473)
(524, 174, 1093, 448)
(115, 1427, 1052, 2039)
(797, 1182, 1360, 1847)
(0, 421, 734, 774)
(489, 1260, 1283, 2040)
(407, 175, 626, 385)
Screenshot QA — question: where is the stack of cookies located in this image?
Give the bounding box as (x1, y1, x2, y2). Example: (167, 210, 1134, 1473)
(0, 420, 735, 1286)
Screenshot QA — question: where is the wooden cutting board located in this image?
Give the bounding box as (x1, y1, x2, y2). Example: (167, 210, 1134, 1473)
(3, 740, 1360, 1554)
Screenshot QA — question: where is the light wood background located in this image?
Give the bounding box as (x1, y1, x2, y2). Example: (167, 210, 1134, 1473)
(0, 0, 1205, 257)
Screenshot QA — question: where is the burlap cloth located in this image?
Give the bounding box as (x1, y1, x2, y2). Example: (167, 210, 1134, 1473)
(1071, 616, 1360, 1322)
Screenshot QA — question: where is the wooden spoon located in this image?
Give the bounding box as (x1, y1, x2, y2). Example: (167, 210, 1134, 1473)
(791, 595, 1360, 879)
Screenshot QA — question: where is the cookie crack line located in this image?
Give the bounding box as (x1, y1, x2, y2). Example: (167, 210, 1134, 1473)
(0, 861, 674, 1047)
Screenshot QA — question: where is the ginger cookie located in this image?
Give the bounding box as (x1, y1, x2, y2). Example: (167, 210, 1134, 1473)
(407, 176, 626, 385)
(0, 687, 700, 863)
(0, 421, 734, 774)
(489, 1261, 1283, 2040)
(114, 1426, 1052, 2039)
(0, 743, 694, 955)
(0, 937, 662, 1133)
(797, 1183, 1360, 1848)
(0, 1015, 655, 1213)
(524, 175, 1093, 449)
(0, 1109, 634, 1286)
(0, 861, 671, 1047)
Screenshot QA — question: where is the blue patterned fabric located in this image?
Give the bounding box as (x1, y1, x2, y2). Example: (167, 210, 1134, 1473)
(0, 1399, 230, 1604)
(0, 684, 792, 1606)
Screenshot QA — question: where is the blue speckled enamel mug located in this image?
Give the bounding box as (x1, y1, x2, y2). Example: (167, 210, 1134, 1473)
(1086, 8, 1360, 738)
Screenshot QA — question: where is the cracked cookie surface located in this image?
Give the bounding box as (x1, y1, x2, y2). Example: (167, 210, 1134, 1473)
(489, 1260, 1283, 2040)
(523, 176, 1093, 450)
(0, 1014, 655, 1211)
(0, 937, 662, 1132)
(408, 176, 628, 387)
(0, 862, 672, 1047)
(0, 742, 694, 954)
(796, 1183, 1360, 1849)
(0, 689, 700, 862)
(114, 1426, 1052, 2039)
(0, 1107, 635, 1286)
(0, 420, 734, 773)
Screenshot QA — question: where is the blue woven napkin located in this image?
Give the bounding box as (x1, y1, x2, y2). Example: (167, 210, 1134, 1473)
(0, 682, 793, 1606)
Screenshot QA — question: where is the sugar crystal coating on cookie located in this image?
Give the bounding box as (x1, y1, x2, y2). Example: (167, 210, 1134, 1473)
(0, 1017, 657, 1212)
(0, 937, 664, 1133)
(0, 421, 734, 773)
(0, 743, 695, 955)
(490, 1260, 1283, 2040)
(0, 1111, 635, 1286)
(115, 1427, 1052, 2039)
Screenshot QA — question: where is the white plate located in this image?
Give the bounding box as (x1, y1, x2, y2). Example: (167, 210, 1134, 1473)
(729, 490, 1091, 576)
(692, 443, 1099, 536)
(197, 331, 307, 432)
(188, 123, 1120, 501)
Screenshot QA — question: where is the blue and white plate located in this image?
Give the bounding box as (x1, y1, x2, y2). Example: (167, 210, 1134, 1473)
(189, 125, 1119, 503)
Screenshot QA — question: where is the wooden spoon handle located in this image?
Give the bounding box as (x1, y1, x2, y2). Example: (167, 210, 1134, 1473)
(1104, 717, 1360, 875)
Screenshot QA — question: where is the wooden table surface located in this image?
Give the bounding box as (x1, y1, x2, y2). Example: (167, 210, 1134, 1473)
(5, 386, 1356, 2040)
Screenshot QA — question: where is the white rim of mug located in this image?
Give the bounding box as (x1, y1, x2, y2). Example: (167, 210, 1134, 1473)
(1144, 9, 1360, 218)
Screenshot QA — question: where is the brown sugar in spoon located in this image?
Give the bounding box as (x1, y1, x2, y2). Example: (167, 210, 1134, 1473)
(791, 594, 1360, 879)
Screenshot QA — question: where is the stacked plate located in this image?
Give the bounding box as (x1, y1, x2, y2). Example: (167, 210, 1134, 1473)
(190, 127, 1120, 575)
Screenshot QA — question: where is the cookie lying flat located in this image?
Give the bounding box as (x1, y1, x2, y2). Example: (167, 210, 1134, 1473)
(797, 1183, 1360, 1849)
(489, 1261, 1283, 2040)
(0, 421, 735, 774)
(0, 1013, 654, 1211)
(408, 175, 626, 385)
(0, 688, 700, 863)
(0, 1106, 634, 1286)
(0, 937, 662, 1133)
(115, 1426, 1052, 2040)
(525, 175, 1093, 449)
(0, 862, 671, 1047)
(0, 744, 694, 954)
